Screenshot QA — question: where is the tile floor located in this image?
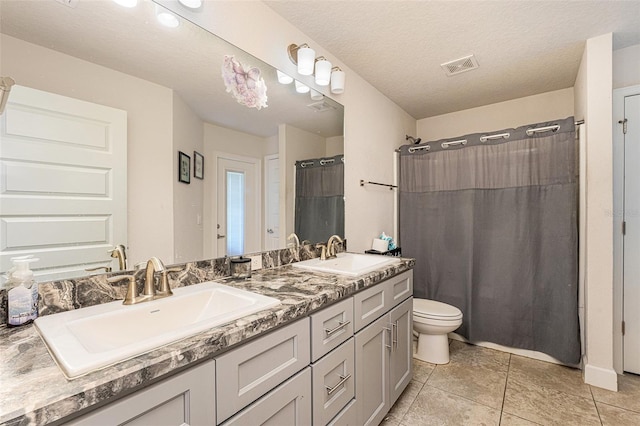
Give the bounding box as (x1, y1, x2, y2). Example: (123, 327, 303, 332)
(382, 340, 640, 425)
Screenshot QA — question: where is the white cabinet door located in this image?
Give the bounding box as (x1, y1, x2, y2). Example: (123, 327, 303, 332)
(355, 314, 390, 426)
(389, 297, 413, 404)
(222, 368, 311, 426)
(65, 360, 215, 426)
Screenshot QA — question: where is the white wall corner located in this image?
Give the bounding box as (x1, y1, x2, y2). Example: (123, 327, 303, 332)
(583, 359, 618, 391)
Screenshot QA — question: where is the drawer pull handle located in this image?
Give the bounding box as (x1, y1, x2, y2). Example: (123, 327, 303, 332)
(391, 322, 398, 350)
(326, 374, 352, 395)
(324, 320, 351, 337)
(384, 327, 392, 349)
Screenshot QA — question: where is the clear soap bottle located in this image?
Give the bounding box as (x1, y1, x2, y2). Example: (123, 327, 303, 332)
(5, 256, 39, 327)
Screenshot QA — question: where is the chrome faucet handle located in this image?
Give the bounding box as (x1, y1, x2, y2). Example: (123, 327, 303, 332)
(85, 265, 112, 273)
(107, 274, 146, 305)
(156, 267, 181, 298)
(316, 244, 328, 261)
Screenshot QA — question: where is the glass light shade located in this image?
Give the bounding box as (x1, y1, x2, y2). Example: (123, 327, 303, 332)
(297, 46, 316, 75)
(113, 0, 137, 7)
(310, 89, 324, 101)
(315, 59, 332, 86)
(276, 70, 294, 84)
(330, 70, 346, 94)
(156, 6, 180, 28)
(295, 81, 310, 94)
(178, 0, 202, 8)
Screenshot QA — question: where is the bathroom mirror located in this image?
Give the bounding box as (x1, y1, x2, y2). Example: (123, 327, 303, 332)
(0, 0, 344, 281)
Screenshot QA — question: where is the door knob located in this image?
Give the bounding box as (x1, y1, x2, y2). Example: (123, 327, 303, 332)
(217, 234, 226, 239)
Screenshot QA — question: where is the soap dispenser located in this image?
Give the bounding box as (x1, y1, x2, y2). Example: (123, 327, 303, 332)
(5, 255, 39, 327)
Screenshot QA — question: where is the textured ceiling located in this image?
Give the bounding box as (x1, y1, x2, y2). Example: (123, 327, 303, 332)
(0, 0, 343, 138)
(265, 0, 640, 119)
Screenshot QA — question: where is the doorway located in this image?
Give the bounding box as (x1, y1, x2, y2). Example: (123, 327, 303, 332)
(215, 154, 261, 257)
(264, 154, 280, 250)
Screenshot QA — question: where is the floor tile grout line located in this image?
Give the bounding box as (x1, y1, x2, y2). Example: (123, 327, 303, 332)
(590, 384, 604, 425)
(498, 353, 512, 425)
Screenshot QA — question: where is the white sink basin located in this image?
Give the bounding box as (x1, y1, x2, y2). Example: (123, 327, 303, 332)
(34, 282, 280, 378)
(291, 252, 398, 276)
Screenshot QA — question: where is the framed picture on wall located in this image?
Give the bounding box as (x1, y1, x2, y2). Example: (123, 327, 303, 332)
(194, 151, 204, 179)
(178, 151, 190, 184)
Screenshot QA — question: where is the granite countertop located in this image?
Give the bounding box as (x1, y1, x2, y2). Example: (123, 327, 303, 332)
(0, 258, 414, 426)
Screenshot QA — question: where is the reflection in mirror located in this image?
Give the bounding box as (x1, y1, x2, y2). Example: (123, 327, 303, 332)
(0, 0, 344, 282)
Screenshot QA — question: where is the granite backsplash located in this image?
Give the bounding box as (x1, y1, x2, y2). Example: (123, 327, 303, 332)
(0, 241, 345, 327)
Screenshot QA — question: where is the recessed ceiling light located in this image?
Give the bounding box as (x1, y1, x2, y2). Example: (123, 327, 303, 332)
(178, 0, 202, 9)
(112, 0, 137, 8)
(156, 5, 180, 28)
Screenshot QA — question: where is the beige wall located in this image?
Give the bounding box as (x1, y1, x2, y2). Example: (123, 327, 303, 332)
(278, 124, 327, 240)
(417, 88, 575, 141)
(172, 93, 204, 264)
(613, 44, 640, 89)
(0, 34, 174, 265)
(158, 0, 416, 253)
(575, 33, 616, 391)
(326, 136, 345, 157)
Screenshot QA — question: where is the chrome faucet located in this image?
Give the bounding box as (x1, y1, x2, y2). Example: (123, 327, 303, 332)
(143, 257, 165, 298)
(326, 235, 344, 259)
(108, 244, 127, 271)
(288, 233, 300, 249)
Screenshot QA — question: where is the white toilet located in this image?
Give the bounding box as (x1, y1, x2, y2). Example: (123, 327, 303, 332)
(413, 299, 463, 364)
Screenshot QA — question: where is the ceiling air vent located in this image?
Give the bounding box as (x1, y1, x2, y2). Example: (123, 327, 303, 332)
(307, 101, 336, 113)
(441, 55, 479, 76)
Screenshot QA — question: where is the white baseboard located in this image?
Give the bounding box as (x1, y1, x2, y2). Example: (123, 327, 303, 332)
(584, 360, 618, 391)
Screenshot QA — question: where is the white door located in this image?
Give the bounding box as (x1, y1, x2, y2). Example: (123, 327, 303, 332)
(0, 85, 127, 281)
(216, 155, 261, 257)
(264, 155, 280, 250)
(624, 93, 640, 374)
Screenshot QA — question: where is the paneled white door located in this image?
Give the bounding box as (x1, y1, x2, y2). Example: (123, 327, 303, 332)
(0, 85, 127, 281)
(216, 154, 261, 257)
(624, 93, 640, 374)
(264, 154, 280, 250)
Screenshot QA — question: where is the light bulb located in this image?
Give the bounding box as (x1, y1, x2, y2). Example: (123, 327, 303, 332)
(297, 46, 316, 76)
(330, 69, 346, 94)
(295, 81, 310, 94)
(315, 59, 332, 86)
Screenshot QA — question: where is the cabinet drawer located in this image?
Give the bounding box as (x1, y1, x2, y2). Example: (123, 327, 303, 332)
(353, 283, 388, 331)
(311, 338, 355, 425)
(216, 318, 310, 423)
(327, 399, 356, 426)
(311, 298, 354, 362)
(222, 367, 312, 426)
(65, 359, 216, 426)
(386, 271, 413, 307)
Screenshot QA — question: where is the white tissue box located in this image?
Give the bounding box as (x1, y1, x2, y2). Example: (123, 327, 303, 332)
(372, 238, 389, 252)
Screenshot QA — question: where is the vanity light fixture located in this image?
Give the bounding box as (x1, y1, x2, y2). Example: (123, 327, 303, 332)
(288, 43, 315, 76)
(330, 67, 345, 94)
(112, 0, 137, 7)
(276, 70, 294, 84)
(314, 57, 332, 86)
(295, 80, 310, 94)
(287, 43, 346, 94)
(310, 89, 324, 101)
(177, 0, 202, 9)
(156, 5, 180, 28)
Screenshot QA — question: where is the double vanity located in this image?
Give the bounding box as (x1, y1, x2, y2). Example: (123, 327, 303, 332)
(0, 253, 414, 426)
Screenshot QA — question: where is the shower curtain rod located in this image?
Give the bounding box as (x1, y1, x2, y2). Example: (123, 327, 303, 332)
(360, 180, 397, 190)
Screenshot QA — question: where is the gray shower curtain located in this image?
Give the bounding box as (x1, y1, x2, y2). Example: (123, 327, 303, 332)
(399, 117, 580, 364)
(295, 154, 344, 243)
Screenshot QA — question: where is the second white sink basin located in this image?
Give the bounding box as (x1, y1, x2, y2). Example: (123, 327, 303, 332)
(291, 252, 398, 276)
(35, 281, 280, 378)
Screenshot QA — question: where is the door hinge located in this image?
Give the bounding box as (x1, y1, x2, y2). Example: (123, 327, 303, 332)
(623, 221, 626, 235)
(622, 321, 626, 336)
(619, 118, 628, 135)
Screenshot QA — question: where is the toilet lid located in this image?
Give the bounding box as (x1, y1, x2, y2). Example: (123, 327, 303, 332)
(413, 299, 462, 318)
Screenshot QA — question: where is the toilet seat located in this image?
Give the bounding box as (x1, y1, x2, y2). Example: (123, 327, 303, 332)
(413, 299, 462, 321)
